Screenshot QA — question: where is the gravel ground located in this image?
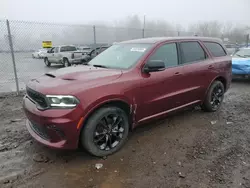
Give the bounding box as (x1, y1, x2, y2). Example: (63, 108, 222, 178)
(0, 80, 250, 188)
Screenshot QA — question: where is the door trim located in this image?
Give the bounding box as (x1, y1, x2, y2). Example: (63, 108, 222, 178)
(137, 100, 201, 123)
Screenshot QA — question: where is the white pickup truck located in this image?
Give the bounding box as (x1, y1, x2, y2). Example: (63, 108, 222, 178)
(44, 45, 89, 67)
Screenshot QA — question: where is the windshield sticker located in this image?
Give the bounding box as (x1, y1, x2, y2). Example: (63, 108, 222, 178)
(130, 48, 146, 52)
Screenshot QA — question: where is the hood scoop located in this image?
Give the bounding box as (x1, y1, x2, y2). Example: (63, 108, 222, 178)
(45, 73, 76, 81)
(45, 73, 56, 78)
(61, 77, 76, 81)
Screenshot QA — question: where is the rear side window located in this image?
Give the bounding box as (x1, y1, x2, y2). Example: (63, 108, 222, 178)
(60, 46, 77, 52)
(203, 42, 227, 57)
(67, 46, 77, 51)
(180, 42, 206, 64)
(149, 43, 178, 68)
(60, 46, 66, 52)
(54, 47, 59, 53)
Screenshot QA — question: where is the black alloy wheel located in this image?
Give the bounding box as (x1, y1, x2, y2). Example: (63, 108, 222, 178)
(81, 107, 129, 157)
(94, 113, 125, 151)
(210, 84, 224, 110)
(202, 80, 225, 112)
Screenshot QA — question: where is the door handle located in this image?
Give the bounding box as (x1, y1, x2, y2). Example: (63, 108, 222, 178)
(174, 72, 182, 76)
(208, 65, 214, 69)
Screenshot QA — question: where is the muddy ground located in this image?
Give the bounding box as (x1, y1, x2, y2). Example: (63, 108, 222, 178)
(0, 80, 250, 188)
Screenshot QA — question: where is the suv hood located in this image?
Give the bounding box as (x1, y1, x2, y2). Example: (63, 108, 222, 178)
(27, 65, 122, 95)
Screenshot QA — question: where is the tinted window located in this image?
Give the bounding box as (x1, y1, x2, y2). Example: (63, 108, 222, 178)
(60, 46, 77, 52)
(50, 47, 55, 53)
(67, 46, 77, 51)
(180, 42, 206, 64)
(204, 42, 226, 57)
(54, 47, 59, 53)
(149, 43, 178, 68)
(60, 46, 66, 52)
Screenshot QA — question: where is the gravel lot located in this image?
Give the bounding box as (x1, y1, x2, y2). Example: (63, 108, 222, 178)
(0, 80, 250, 188)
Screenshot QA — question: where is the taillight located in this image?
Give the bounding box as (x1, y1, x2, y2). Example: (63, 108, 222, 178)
(71, 53, 74, 59)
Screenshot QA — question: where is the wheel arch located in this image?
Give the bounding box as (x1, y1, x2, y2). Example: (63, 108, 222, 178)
(77, 98, 133, 148)
(212, 76, 227, 90)
(62, 57, 69, 62)
(203, 75, 227, 102)
(79, 98, 133, 131)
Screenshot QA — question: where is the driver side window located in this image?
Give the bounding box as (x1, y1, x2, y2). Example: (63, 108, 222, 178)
(149, 43, 178, 68)
(50, 47, 55, 53)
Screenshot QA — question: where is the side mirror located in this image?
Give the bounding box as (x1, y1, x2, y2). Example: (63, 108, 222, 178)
(143, 60, 165, 73)
(47, 50, 51, 53)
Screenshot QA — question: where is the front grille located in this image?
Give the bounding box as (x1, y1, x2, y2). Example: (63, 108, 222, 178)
(26, 87, 48, 109)
(30, 121, 50, 140)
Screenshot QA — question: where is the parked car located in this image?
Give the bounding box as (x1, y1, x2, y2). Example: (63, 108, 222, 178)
(231, 47, 250, 76)
(89, 45, 110, 59)
(23, 37, 231, 157)
(44, 45, 89, 67)
(77, 46, 92, 52)
(224, 44, 238, 55)
(77, 46, 93, 63)
(32, 48, 50, 59)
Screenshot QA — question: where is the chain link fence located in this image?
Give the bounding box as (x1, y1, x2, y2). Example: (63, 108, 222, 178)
(0, 20, 247, 94)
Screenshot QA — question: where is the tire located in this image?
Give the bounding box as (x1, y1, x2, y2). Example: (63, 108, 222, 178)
(81, 106, 129, 157)
(201, 80, 225, 112)
(44, 58, 51, 67)
(63, 58, 71, 67)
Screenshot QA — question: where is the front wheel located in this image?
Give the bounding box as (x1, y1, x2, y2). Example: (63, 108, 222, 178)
(44, 58, 51, 67)
(202, 80, 225, 112)
(81, 107, 129, 157)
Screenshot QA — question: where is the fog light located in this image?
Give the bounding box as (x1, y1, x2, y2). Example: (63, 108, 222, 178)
(46, 125, 56, 129)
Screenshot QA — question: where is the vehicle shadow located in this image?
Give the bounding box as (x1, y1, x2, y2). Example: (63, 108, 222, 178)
(232, 76, 250, 83)
(34, 106, 202, 164)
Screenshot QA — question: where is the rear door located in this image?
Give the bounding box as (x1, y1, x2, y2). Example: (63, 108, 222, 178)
(177, 40, 211, 105)
(203, 41, 231, 88)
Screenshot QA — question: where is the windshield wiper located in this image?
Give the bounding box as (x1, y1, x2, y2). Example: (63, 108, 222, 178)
(235, 54, 246, 58)
(92, 64, 108, 68)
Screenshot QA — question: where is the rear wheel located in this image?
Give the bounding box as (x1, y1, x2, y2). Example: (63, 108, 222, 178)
(81, 106, 129, 157)
(202, 80, 225, 112)
(63, 58, 71, 67)
(44, 58, 51, 67)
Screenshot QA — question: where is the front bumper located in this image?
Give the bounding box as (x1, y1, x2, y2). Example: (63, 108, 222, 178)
(23, 95, 83, 149)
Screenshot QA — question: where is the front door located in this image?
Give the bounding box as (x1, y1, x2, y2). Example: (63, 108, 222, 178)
(47, 47, 55, 62)
(136, 42, 186, 122)
(52, 47, 60, 63)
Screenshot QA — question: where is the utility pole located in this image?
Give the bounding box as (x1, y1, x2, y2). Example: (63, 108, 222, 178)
(142, 15, 146, 38)
(246, 34, 249, 47)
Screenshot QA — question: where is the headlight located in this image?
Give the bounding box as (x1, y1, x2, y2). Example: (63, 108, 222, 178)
(46, 95, 79, 108)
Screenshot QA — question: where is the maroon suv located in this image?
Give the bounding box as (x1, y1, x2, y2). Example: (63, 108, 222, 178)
(23, 37, 232, 157)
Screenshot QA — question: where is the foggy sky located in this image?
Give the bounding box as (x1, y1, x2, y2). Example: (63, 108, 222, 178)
(0, 0, 249, 25)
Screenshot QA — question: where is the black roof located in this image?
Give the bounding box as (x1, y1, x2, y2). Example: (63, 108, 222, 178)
(120, 37, 223, 44)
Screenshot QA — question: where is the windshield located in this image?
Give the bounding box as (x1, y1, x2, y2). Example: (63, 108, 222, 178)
(233, 48, 250, 58)
(88, 43, 152, 69)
